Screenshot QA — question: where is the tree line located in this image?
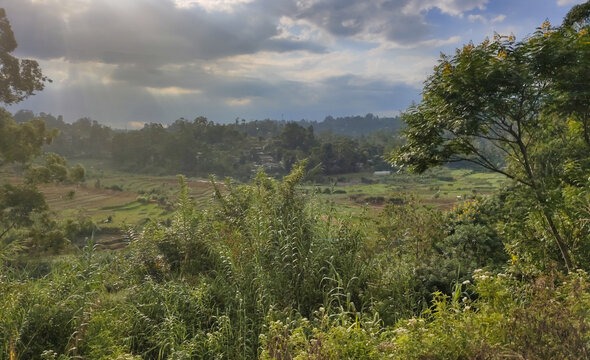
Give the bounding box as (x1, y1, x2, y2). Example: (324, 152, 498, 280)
(12, 110, 401, 179)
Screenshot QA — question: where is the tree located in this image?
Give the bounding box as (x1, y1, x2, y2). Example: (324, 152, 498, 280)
(0, 183, 47, 240)
(563, 1, 590, 29)
(0, 108, 57, 164)
(0, 10, 83, 258)
(390, 19, 590, 272)
(0, 8, 50, 105)
(0, 10, 56, 164)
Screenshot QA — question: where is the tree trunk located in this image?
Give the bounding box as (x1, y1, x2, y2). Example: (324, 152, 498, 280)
(517, 137, 574, 272)
(541, 206, 573, 273)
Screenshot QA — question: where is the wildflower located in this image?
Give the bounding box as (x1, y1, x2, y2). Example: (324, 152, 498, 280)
(394, 327, 408, 335)
(497, 50, 507, 60)
(463, 43, 474, 53)
(579, 29, 588, 36)
(464, 305, 471, 311)
(462, 280, 471, 285)
(462, 297, 468, 303)
(443, 63, 452, 76)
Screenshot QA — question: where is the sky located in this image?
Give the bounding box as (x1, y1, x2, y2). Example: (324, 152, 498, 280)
(3, 0, 587, 128)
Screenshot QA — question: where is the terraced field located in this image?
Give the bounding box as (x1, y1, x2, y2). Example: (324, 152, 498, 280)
(42, 177, 215, 223)
(1, 163, 219, 249)
(3, 160, 505, 248)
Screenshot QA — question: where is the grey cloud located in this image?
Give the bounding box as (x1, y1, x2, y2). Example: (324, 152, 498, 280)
(3, 0, 325, 65)
(292, 0, 431, 44)
(111, 63, 278, 99)
(9, 71, 418, 126)
(3, 0, 485, 66)
(292, 0, 490, 44)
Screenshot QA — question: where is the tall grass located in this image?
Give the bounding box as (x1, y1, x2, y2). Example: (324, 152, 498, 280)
(1, 163, 588, 359)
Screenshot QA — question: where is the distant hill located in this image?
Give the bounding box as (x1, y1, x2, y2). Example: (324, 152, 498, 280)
(298, 113, 401, 137)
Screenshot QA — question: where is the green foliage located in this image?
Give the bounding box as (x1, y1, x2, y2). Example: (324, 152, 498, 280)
(1, 5, 590, 359)
(389, 270, 590, 359)
(563, 0, 590, 28)
(0, 162, 589, 359)
(0, 108, 57, 165)
(391, 18, 590, 272)
(0, 8, 50, 105)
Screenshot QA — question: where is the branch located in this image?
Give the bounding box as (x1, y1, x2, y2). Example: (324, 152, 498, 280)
(449, 156, 533, 187)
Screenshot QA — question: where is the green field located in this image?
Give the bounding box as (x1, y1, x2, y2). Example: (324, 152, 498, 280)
(2, 160, 506, 249)
(310, 167, 505, 214)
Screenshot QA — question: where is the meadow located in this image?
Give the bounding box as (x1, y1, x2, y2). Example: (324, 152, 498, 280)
(40, 160, 504, 225)
(2, 159, 503, 251)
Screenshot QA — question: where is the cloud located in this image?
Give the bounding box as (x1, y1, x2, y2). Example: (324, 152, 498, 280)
(293, 0, 426, 45)
(468, 13, 506, 24)
(9, 61, 419, 126)
(173, 0, 255, 12)
(491, 14, 506, 23)
(3, 0, 573, 127)
(402, 0, 488, 17)
(557, 0, 583, 5)
(4, 0, 325, 65)
(146, 86, 203, 96)
(468, 14, 486, 23)
(128, 121, 146, 129)
(226, 97, 252, 106)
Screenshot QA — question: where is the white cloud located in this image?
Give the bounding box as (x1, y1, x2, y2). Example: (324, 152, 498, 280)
(226, 97, 252, 106)
(557, 0, 583, 6)
(173, 0, 254, 12)
(146, 86, 202, 96)
(373, 36, 461, 51)
(468, 13, 505, 24)
(468, 14, 486, 22)
(128, 121, 146, 129)
(491, 14, 506, 23)
(403, 0, 488, 17)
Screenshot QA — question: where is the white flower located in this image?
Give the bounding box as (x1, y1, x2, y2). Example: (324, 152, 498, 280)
(394, 327, 408, 335)
(462, 280, 471, 285)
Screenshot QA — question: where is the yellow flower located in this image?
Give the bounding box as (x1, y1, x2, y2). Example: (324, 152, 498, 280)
(579, 29, 588, 36)
(497, 50, 507, 59)
(443, 63, 452, 76)
(463, 43, 474, 54)
(541, 20, 551, 30)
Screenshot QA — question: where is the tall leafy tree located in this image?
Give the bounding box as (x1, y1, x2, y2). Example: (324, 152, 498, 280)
(390, 17, 590, 271)
(0, 9, 55, 164)
(0, 9, 82, 258)
(0, 8, 50, 105)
